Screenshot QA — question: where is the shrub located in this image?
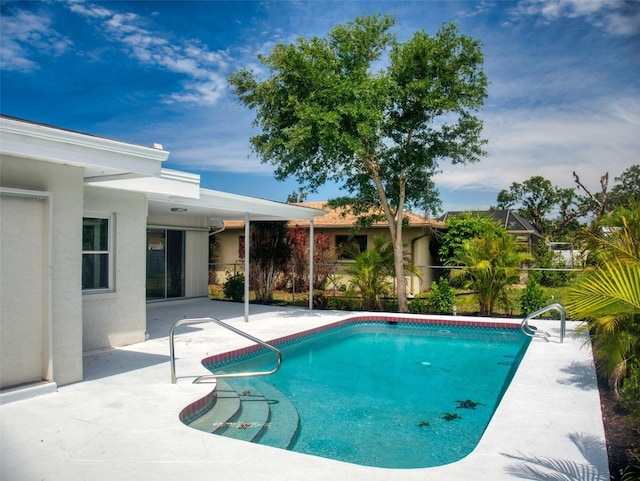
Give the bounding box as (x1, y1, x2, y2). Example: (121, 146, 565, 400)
(535, 242, 569, 287)
(427, 277, 454, 313)
(408, 278, 454, 314)
(519, 278, 547, 316)
(408, 293, 429, 314)
(223, 272, 245, 302)
(621, 361, 640, 419)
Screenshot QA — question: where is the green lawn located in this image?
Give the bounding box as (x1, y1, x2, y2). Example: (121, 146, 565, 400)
(209, 284, 572, 317)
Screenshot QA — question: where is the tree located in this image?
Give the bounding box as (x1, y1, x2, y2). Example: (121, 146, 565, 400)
(609, 164, 640, 210)
(437, 212, 501, 263)
(496, 175, 587, 239)
(449, 225, 532, 316)
(285, 225, 337, 291)
(249, 221, 291, 302)
(230, 15, 488, 312)
(346, 237, 395, 311)
(286, 189, 307, 203)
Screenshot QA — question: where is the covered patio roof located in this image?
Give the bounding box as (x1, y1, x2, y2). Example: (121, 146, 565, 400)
(2, 114, 327, 319)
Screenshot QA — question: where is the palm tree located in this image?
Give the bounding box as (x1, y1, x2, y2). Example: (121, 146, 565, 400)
(566, 200, 640, 396)
(450, 227, 532, 316)
(345, 237, 395, 311)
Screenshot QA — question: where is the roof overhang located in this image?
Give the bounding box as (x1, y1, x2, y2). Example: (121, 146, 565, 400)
(148, 188, 327, 222)
(85, 168, 200, 199)
(0, 115, 169, 179)
(1, 115, 327, 224)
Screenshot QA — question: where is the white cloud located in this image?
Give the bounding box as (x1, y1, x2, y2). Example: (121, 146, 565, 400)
(510, 0, 640, 36)
(65, 1, 232, 106)
(435, 96, 640, 194)
(0, 10, 72, 72)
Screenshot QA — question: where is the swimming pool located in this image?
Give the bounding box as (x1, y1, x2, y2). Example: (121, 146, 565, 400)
(186, 317, 530, 468)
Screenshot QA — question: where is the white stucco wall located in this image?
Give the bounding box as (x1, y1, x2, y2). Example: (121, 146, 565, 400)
(82, 186, 148, 351)
(0, 155, 84, 386)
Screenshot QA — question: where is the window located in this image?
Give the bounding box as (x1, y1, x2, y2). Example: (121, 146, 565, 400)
(82, 216, 111, 291)
(336, 235, 367, 260)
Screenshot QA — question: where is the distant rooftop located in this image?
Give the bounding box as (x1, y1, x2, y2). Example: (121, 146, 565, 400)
(439, 210, 542, 238)
(223, 202, 445, 229)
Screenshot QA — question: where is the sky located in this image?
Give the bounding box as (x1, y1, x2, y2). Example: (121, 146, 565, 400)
(1, 0, 638, 215)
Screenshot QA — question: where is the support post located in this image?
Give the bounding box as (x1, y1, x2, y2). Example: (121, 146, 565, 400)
(308, 220, 314, 311)
(244, 213, 250, 322)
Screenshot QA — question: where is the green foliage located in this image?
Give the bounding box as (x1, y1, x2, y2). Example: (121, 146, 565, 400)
(620, 361, 640, 419)
(519, 278, 547, 316)
(568, 200, 640, 395)
(345, 237, 394, 311)
(496, 175, 587, 239)
(408, 293, 429, 314)
(450, 224, 532, 316)
(534, 242, 569, 287)
(223, 272, 245, 302)
(429, 277, 455, 313)
(437, 212, 501, 263)
(609, 164, 640, 210)
(622, 448, 640, 481)
(230, 14, 488, 312)
(408, 277, 454, 314)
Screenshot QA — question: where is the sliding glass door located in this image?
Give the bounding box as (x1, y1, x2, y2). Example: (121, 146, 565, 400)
(146, 228, 185, 300)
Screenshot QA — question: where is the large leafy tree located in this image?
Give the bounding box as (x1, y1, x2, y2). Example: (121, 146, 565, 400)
(437, 212, 502, 263)
(609, 164, 639, 210)
(496, 175, 587, 239)
(230, 15, 488, 312)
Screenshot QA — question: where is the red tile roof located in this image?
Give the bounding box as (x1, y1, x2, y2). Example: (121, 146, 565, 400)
(223, 202, 445, 229)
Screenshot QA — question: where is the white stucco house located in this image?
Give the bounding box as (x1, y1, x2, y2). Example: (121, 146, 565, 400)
(0, 115, 324, 396)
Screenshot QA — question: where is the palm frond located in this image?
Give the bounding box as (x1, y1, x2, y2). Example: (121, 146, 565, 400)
(566, 260, 640, 319)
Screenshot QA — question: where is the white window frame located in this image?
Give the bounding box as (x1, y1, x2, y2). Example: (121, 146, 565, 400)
(82, 213, 114, 293)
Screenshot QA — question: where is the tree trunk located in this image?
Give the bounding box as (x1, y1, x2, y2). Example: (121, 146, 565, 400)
(394, 237, 409, 312)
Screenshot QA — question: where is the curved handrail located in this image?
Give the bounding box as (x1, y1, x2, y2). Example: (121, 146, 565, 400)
(520, 303, 566, 343)
(169, 317, 282, 384)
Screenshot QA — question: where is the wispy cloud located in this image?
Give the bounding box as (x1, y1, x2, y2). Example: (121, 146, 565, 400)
(435, 96, 640, 193)
(509, 0, 640, 36)
(65, 0, 231, 105)
(0, 10, 72, 72)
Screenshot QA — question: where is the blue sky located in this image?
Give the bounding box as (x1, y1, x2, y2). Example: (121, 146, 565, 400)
(1, 0, 638, 214)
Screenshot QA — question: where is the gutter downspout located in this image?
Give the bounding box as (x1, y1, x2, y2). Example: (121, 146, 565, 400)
(209, 220, 225, 236)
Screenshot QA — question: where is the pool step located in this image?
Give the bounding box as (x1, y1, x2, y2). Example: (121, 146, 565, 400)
(215, 378, 270, 442)
(187, 379, 240, 433)
(186, 378, 300, 450)
(252, 381, 300, 449)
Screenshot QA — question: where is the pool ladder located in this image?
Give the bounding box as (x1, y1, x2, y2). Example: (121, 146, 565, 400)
(520, 303, 566, 343)
(169, 317, 282, 384)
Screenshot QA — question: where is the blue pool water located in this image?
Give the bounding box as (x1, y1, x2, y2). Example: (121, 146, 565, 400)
(209, 322, 530, 468)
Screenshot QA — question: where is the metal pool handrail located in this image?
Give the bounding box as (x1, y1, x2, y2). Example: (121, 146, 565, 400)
(169, 317, 282, 384)
(520, 303, 566, 343)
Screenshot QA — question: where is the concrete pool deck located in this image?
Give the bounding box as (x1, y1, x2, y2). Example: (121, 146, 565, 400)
(1, 298, 609, 481)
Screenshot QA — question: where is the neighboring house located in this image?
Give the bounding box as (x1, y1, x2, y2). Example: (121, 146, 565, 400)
(214, 201, 445, 295)
(439, 210, 543, 253)
(0, 115, 324, 395)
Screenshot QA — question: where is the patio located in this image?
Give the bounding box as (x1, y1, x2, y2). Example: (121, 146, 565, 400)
(0, 298, 609, 481)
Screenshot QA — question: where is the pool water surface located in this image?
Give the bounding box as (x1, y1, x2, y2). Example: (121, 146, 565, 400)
(207, 321, 530, 468)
